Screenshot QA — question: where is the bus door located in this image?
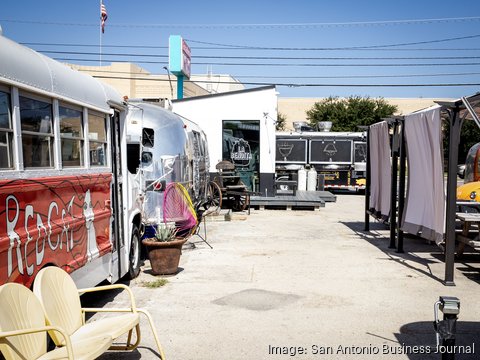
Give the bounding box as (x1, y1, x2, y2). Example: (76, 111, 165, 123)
(110, 110, 125, 278)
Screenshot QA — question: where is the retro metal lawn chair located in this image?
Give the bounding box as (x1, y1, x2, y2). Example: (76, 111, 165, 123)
(0, 282, 113, 360)
(163, 182, 198, 238)
(33, 266, 166, 359)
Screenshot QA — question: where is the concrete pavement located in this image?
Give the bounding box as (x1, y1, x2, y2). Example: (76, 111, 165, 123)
(96, 194, 479, 360)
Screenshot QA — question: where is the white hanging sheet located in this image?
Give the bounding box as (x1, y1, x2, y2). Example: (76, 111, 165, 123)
(401, 105, 444, 244)
(368, 121, 391, 221)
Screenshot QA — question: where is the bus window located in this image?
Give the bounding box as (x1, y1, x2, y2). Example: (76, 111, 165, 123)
(88, 112, 107, 166)
(19, 95, 54, 168)
(127, 143, 140, 173)
(60, 105, 84, 167)
(0, 89, 13, 169)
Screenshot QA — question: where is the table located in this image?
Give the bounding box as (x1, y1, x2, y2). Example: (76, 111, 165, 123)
(455, 212, 480, 256)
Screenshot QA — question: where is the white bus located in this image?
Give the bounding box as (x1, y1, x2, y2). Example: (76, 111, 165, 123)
(0, 33, 142, 288)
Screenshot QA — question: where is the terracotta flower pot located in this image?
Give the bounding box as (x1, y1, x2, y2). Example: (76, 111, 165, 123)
(142, 238, 187, 275)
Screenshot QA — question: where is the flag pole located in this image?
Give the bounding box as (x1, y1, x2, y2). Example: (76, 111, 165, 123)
(99, 0, 102, 66)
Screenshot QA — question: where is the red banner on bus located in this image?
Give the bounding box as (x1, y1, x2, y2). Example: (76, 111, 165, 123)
(0, 174, 112, 287)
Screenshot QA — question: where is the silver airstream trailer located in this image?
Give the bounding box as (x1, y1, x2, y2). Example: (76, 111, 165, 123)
(125, 100, 209, 227)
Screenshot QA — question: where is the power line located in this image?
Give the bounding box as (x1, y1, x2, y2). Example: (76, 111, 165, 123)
(22, 42, 480, 52)
(42, 50, 168, 58)
(25, 42, 168, 49)
(3, 16, 480, 29)
(55, 57, 480, 67)
(185, 33, 480, 50)
(90, 74, 480, 87)
(76, 68, 480, 79)
(59, 58, 167, 65)
(237, 72, 480, 79)
(38, 50, 480, 61)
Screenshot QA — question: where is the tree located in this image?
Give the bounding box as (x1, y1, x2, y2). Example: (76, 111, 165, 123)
(443, 118, 480, 164)
(276, 112, 287, 131)
(306, 96, 398, 132)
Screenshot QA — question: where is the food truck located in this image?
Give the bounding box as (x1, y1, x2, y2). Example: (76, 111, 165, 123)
(275, 130, 367, 191)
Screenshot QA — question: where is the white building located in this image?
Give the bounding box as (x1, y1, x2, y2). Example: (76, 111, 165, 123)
(172, 86, 278, 196)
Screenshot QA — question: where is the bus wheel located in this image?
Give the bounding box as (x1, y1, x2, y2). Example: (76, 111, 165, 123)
(126, 224, 141, 279)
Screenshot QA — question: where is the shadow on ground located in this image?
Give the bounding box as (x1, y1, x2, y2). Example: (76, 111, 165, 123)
(98, 346, 161, 359)
(389, 320, 480, 360)
(80, 279, 163, 359)
(340, 221, 480, 286)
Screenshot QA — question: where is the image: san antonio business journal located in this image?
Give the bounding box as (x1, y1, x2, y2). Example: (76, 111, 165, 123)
(268, 343, 475, 356)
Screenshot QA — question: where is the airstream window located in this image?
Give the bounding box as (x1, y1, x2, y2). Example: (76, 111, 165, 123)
(88, 112, 107, 166)
(141, 151, 153, 166)
(193, 131, 203, 156)
(0, 89, 13, 169)
(60, 105, 84, 167)
(142, 128, 154, 147)
(19, 95, 54, 168)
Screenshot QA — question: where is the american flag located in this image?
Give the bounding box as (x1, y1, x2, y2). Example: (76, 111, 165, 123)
(101, 2, 108, 33)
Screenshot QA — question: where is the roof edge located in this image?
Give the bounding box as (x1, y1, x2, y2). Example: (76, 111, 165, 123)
(172, 85, 276, 103)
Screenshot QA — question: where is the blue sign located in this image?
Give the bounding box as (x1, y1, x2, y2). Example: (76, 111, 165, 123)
(169, 35, 191, 79)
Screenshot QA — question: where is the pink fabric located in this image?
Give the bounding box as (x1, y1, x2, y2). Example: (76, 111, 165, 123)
(163, 183, 197, 237)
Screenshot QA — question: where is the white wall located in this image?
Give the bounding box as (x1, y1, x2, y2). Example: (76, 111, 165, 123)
(172, 86, 277, 174)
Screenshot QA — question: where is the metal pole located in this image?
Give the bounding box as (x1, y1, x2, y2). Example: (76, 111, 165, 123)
(364, 127, 371, 231)
(397, 120, 406, 253)
(389, 122, 399, 249)
(163, 66, 174, 99)
(444, 108, 461, 286)
(177, 75, 184, 99)
(441, 316, 457, 360)
(99, 0, 102, 66)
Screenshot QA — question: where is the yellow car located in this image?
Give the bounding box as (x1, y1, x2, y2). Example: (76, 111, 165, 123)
(457, 181, 480, 201)
(457, 142, 480, 203)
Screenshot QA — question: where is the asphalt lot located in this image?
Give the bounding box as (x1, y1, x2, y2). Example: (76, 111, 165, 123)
(93, 194, 480, 360)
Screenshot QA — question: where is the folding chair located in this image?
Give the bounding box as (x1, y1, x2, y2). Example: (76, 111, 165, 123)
(191, 208, 213, 249)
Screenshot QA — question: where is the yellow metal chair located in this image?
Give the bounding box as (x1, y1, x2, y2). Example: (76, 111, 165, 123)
(33, 266, 166, 359)
(0, 282, 112, 360)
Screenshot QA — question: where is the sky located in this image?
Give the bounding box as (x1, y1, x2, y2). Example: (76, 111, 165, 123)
(1, 0, 480, 99)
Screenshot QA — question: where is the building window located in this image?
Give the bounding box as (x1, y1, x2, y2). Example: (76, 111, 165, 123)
(0, 90, 13, 169)
(60, 105, 84, 167)
(222, 120, 260, 192)
(88, 112, 107, 166)
(20, 95, 54, 168)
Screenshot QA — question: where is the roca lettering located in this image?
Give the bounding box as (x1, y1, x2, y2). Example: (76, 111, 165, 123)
(5, 194, 76, 277)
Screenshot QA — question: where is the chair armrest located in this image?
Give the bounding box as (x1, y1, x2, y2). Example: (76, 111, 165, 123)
(82, 307, 137, 314)
(0, 325, 74, 359)
(77, 284, 137, 310)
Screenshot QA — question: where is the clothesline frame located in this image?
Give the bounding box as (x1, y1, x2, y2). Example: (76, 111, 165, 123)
(364, 92, 480, 286)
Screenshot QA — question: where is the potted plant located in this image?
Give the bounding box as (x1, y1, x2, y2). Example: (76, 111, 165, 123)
(142, 222, 188, 275)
